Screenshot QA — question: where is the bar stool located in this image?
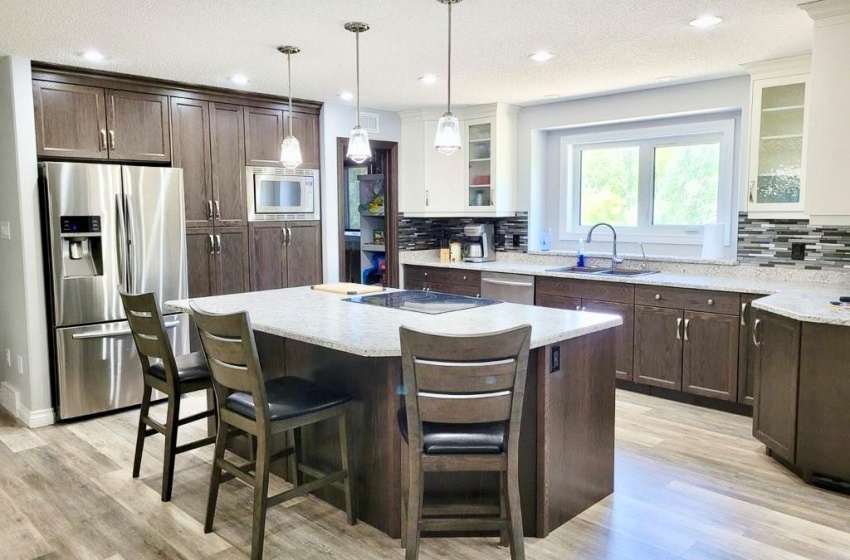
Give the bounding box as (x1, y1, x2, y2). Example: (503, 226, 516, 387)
(120, 291, 217, 502)
(189, 302, 356, 560)
(398, 324, 532, 560)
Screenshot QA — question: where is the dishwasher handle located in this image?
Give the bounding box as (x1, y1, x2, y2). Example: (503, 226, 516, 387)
(481, 278, 535, 288)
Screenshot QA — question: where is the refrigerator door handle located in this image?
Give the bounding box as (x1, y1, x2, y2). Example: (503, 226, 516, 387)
(116, 192, 128, 289)
(124, 193, 135, 292)
(71, 320, 180, 340)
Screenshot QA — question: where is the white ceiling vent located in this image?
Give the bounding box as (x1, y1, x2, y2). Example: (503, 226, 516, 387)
(359, 111, 380, 134)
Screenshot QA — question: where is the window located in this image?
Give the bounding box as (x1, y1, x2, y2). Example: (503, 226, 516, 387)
(563, 119, 735, 243)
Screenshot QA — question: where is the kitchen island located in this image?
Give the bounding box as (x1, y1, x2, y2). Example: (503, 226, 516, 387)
(168, 287, 622, 539)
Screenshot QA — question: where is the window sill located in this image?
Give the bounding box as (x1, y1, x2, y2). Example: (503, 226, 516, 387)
(559, 231, 723, 246)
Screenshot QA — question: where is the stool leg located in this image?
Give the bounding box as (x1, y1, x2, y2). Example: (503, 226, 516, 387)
(404, 461, 424, 560)
(499, 472, 509, 548)
(204, 424, 228, 533)
(338, 411, 356, 525)
(251, 434, 271, 560)
(161, 393, 181, 502)
(132, 384, 152, 478)
(505, 466, 525, 560)
(287, 429, 299, 489)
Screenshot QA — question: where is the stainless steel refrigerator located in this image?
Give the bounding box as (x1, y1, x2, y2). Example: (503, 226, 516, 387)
(40, 162, 190, 420)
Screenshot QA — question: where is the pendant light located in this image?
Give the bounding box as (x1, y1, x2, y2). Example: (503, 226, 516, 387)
(434, 0, 463, 156)
(278, 45, 303, 169)
(345, 22, 372, 164)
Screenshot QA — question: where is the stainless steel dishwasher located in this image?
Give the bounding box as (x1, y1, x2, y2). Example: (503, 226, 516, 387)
(480, 271, 536, 305)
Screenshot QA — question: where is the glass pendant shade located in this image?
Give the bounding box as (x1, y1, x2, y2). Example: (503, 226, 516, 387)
(280, 135, 303, 170)
(347, 125, 372, 164)
(434, 112, 462, 156)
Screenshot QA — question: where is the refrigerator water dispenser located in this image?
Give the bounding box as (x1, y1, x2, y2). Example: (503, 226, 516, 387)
(60, 216, 103, 277)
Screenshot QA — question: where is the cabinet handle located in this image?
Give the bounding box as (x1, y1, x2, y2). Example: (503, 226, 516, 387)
(752, 319, 762, 347)
(208, 234, 215, 255)
(462, 275, 467, 280)
(207, 200, 214, 220)
(287, 228, 292, 246)
(740, 302, 748, 326)
(707, 298, 714, 306)
(214, 200, 220, 219)
(215, 234, 222, 255)
(749, 180, 756, 203)
(684, 318, 690, 341)
(581, 306, 587, 311)
(109, 130, 116, 150)
(426, 190, 430, 207)
(424, 272, 428, 277)
(655, 294, 661, 301)
(100, 129, 107, 150)
(576, 305, 581, 311)
(676, 318, 682, 340)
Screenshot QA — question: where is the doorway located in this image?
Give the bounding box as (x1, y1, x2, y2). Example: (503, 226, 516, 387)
(336, 138, 399, 287)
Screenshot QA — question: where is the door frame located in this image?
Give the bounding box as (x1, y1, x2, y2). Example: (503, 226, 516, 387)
(336, 138, 399, 287)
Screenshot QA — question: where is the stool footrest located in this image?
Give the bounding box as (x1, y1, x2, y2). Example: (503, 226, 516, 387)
(297, 464, 347, 493)
(177, 408, 215, 426)
(420, 517, 508, 532)
(142, 416, 166, 435)
(266, 469, 347, 509)
(175, 435, 217, 454)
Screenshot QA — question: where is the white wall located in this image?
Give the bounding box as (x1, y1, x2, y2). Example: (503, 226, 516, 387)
(517, 76, 752, 257)
(319, 102, 401, 282)
(0, 56, 52, 427)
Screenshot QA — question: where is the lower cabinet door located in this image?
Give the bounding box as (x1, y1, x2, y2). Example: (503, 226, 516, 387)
(535, 293, 583, 310)
(752, 310, 801, 463)
(186, 228, 216, 298)
(682, 311, 739, 401)
(250, 224, 286, 291)
(583, 299, 635, 381)
(738, 295, 759, 405)
(216, 228, 250, 295)
(285, 222, 322, 288)
(634, 305, 684, 390)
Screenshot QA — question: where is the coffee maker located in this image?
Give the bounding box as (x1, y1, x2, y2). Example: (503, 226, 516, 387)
(462, 223, 496, 263)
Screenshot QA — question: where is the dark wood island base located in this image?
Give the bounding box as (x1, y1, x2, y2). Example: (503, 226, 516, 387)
(253, 328, 616, 539)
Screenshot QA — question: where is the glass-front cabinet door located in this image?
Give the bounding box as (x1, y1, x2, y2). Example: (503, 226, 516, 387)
(466, 119, 494, 209)
(747, 74, 809, 214)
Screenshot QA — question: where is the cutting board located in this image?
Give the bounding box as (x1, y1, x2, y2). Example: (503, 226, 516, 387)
(311, 283, 385, 295)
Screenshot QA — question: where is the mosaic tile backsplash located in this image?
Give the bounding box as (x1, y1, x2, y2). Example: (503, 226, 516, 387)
(398, 212, 528, 252)
(737, 212, 850, 269)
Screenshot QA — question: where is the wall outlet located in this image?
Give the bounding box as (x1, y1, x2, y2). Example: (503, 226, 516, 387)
(0, 221, 10, 240)
(4, 349, 10, 367)
(791, 243, 806, 261)
(512, 234, 521, 248)
(17, 355, 24, 375)
(550, 345, 561, 374)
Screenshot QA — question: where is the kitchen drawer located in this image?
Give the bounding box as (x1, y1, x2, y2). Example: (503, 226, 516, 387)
(404, 265, 480, 287)
(536, 277, 634, 304)
(428, 282, 480, 298)
(535, 293, 582, 310)
(635, 286, 740, 315)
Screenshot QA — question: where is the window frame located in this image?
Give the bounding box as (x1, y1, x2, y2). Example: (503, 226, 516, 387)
(560, 119, 736, 245)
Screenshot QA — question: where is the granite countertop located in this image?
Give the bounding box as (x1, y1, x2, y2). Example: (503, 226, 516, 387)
(166, 287, 622, 358)
(399, 253, 850, 326)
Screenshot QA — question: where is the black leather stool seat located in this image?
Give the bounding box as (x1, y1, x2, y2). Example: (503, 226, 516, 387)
(397, 409, 506, 455)
(149, 352, 211, 384)
(227, 376, 352, 421)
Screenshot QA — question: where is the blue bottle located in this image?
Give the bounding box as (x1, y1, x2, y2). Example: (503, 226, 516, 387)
(577, 238, 586, 268)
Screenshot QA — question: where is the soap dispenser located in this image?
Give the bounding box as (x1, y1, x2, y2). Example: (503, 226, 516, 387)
(577, 238, 586, 268)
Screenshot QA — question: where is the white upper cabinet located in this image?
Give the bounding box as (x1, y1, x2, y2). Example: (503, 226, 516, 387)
(743, 56, 811, 217)
(399, 103, 518, 217)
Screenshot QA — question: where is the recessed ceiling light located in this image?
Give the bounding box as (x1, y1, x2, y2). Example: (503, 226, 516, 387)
(338, 91, 354, 101)
(656, 76, 677, 83)
(230, 74, 249, 86)
(82, 49, 105, 62)
(689, 15, 723, 28)
(529, 50, 555, 62)
(418, 74, 438, 85)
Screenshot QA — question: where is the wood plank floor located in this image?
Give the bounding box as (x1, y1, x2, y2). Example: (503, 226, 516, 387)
(1, 390, 849, 560)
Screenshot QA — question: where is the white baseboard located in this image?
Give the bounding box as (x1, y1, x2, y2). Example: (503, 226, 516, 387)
(14, 402, 56, 428)
(0, 382, 18, 416)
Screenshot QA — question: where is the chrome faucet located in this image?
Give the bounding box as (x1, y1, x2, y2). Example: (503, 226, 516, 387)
(586, 222, 623, 269)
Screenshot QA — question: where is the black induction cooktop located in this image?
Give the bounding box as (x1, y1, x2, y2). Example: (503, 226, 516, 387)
(344, 290, 502, 315)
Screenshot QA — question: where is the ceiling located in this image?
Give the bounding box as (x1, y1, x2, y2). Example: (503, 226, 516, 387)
(0, 0, 813, 111)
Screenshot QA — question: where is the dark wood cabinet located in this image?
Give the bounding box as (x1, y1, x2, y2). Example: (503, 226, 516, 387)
(105, 90, 170, 161)
(171, 97, 213, 228)
(288, 112, 320, 168)
(535, 293, 582, 311)
(245, 107, 284, 167)
(402, 265, 481, 296)
(210, 103, 246, 226)
(682, 311, 739, 401)
(186, 227, 249, 297)
(33, 81, 107, 159)
(752, 310, 801, 464)
(250, 221, 322, 291)
(634, 305, 684, 390)
(738, 295, 759, 405)
(583, 299, 634, 381)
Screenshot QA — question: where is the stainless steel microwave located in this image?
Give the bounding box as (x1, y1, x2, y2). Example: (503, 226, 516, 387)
(246, 166, 319, 222)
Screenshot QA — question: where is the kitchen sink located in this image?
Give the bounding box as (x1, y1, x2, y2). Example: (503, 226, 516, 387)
(596, 269, 658, 277)
(546, 266, 612, 274)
